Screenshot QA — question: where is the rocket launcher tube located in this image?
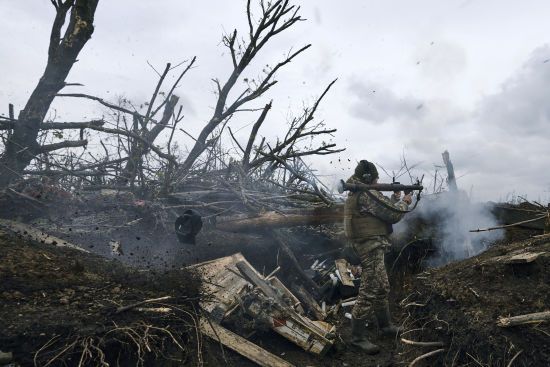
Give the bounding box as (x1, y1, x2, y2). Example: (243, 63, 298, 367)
(337, 180, 423, 194)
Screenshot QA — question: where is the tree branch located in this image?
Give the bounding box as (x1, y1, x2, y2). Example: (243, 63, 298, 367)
(243, 101, 272, 169)
(39, 139, 87, 153)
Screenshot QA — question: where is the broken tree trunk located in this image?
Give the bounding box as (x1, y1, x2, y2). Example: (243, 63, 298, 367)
(497, 311, 550, 327)
(0, 0, 99, 187)
(441, 150, 458, 192)
(216, 205, 343, 232)
(0, 219, 89, 253)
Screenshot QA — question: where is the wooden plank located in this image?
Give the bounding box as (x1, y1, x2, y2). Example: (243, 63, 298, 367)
(290, 283, 326, 321)
(190, 253, 251, 316)
(199, 317, 295, 367)
(497, 311, 550, 327)
(269, 277, 304, 314)
(0, 219, 88, 253)
(505, 252, 546, 264)
(335, 259, 354, 287)
(236, 260, 281, 301)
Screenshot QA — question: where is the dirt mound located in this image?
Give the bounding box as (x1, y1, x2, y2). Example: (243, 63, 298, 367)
(398, 234, 550, 366)
(0, 230, 201, 366)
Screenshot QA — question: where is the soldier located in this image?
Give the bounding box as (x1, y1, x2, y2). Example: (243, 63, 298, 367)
(344, 160, 412, 354)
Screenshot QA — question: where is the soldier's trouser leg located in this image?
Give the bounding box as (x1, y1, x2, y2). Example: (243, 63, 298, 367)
(351, 245, 390, 322)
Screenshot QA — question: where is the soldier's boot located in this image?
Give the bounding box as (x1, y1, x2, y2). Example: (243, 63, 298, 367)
(351, 317, 380, 355)
(375, 302, 403, 336)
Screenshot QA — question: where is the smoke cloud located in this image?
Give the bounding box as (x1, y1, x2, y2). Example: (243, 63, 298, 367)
(393, 190, 504, 266)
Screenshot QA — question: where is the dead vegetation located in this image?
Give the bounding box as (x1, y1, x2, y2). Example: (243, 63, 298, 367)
(1, 1, 550, 367)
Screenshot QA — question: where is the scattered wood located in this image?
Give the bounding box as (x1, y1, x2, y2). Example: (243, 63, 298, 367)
(334, 259, 354, 287)
(115, 296, 172, 314)
(134, 307, 172, 313)
(192, 253, 335, 356)
(468, 287, 480, 298)
(505, 252, 546, 264)
(401, 338, 445, 347)
(0, 219, 89, 253)
(268, 277, 304, 313)
(199, 317, 295, 367)
(236, 260, 282, 302)
(470, 215, 547, 232)
(497, 311, 550, 327)
(242, 291, 334, 356)
(408, 348, 446, 367)
(290, 283, 326, 320)
(190, 253, 253, 319)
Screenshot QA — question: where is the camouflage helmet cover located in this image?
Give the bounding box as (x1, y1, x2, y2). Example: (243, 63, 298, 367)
(354, 160, 379, 183)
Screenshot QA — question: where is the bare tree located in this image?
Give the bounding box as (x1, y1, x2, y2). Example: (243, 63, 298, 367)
(177, 0, 310, 176)
(0, 0, 99, 187)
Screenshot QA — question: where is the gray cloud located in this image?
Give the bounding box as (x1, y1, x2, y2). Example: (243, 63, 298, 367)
(476, 45, 550, 136)
(413, 40, 467, 82)
(348, 80, 425, 123)
(336, 44, 550, 201)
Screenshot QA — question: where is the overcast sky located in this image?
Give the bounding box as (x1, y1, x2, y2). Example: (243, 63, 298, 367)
(2, 0, 550, 202)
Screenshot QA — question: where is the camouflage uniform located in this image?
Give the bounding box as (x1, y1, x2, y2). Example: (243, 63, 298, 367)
(343, 176, 408, 320)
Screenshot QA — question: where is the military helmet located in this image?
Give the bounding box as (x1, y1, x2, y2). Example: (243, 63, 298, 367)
(354, 160, 378, 183)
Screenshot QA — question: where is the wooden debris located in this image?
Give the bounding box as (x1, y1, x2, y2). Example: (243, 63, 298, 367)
(190, 253, 253, 320)
(401, 338, 445, 347)
(199, 317, 295, 367)
(0, 219, 89, 253)
(290, 283, 326, 320)
(268, 277, 304, 314)
(115, 296, 172, 314)
(243, 291, 335, 356)
(505, 252, 546, 264)
(497, 311, 550, 327)
(134, 307, 172, 313)
(236, 260, 282, 302)
(470, 214, 547, 232)
(409, 348, 445, 367)
(334, 259, 354, 287)
(191, 253, 335, 356)
(482, 250, 546, 266)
